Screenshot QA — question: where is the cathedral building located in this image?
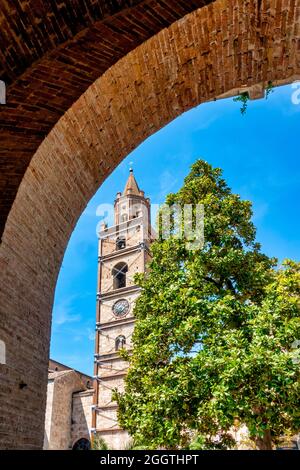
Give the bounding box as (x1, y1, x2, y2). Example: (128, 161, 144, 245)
(43, 170, 154, 450)
(92, 169, 154, 449)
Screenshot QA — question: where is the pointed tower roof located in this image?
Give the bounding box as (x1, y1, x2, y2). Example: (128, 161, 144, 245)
(123, 168, 141, 196)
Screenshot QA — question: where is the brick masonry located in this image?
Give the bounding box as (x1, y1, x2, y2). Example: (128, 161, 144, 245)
(0, 0, 299, 449)
(0, 0, 213, 236)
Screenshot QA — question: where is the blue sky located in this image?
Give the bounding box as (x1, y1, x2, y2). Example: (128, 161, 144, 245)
(50, 83, 300, 375)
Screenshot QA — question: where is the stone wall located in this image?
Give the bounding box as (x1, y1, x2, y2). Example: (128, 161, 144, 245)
(96, 374, 129, 450)
(43, 370, 86, 450)
(43, 380, 54, 450)
(101, 252, 145, 292)
(71, 390, 94, 449)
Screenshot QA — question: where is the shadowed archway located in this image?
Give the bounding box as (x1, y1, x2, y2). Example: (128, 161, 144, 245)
(0, 0, 299, 449)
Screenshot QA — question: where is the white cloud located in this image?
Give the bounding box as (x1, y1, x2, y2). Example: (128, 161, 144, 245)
(195, 113, 218, 130)
(252, 202, 269, 223)
(73, 336, 82, 342)
(155, 170, 178, 201)
(87, 328, 95, 341)
(53, 295, 82, 325)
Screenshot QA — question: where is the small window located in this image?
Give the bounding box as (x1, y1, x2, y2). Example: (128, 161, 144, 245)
(116, 237, 126, 250)
(121, 214, 128, 222)
(112, 262, 128, 289)
(115, 335, 126, 351)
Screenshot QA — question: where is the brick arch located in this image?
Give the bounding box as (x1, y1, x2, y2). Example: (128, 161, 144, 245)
(0, 0, 213, 236)
(0, 0, 299, 449)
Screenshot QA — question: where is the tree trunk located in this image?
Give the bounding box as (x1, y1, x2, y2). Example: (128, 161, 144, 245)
(255, 429, 272, 450)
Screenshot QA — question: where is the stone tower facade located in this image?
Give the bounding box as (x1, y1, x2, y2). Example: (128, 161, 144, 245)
(92, 170, 153, 449)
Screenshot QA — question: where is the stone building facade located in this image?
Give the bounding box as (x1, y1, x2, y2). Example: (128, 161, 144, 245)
(44, 359, 93, 450)
(44, 172, 153, 450)
(92, 169, 154, 449)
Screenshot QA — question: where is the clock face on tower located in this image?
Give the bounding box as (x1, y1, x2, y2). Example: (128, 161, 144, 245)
(112, 299, 130, 318)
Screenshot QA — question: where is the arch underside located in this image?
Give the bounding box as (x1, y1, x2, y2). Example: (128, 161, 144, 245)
(0, 0, 299, 449)
(0, 0, 213, 236)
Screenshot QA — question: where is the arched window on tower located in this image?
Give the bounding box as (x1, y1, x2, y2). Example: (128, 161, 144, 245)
(121, 214, 128, 222)
(116, 236, 126, 251)
(115, 335, 126, 351)
(112, 262, 128, 289)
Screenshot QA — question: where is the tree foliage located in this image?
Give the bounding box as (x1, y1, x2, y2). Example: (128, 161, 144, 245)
(114, 160, 300, 449)
(92, 435, 109, 450)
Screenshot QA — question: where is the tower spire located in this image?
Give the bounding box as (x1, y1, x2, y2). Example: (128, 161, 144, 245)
(123, 168, 141, 196)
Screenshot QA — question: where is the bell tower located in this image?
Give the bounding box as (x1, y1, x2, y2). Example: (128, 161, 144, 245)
(92, 169, 153, 449)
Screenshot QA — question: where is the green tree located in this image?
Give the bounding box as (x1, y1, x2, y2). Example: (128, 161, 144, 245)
(91, 435, 109, 450)
(114, 160, 300, 450)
